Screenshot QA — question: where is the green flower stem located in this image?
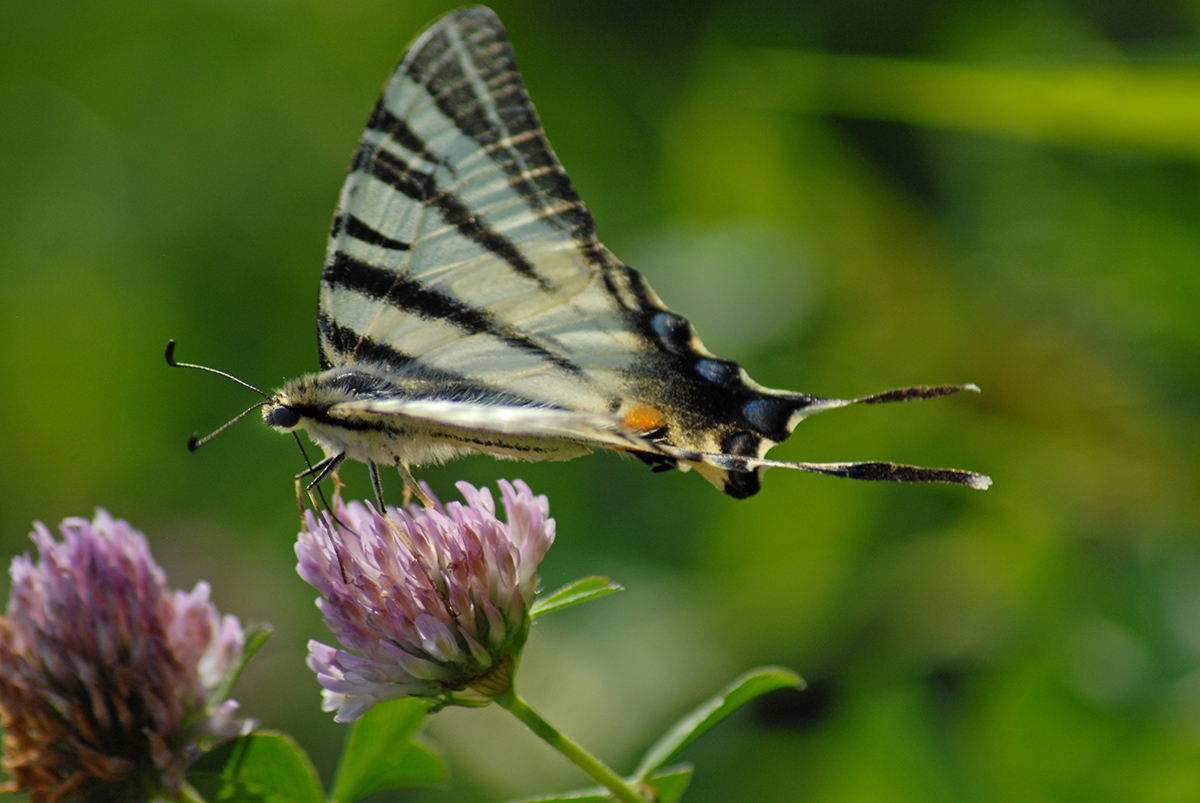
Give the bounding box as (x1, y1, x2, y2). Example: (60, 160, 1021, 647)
(496, 688, 649, 803)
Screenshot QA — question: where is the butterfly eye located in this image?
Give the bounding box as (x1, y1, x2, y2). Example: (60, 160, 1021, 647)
(266, 406, 301, 430)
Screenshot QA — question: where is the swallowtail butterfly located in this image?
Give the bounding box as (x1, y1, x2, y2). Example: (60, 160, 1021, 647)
(176, 6, 990, 501)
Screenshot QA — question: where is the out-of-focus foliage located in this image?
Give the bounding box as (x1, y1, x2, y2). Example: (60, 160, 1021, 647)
(2, 1, 1199, 801)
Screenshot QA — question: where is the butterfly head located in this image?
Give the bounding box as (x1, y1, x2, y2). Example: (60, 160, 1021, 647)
(263, 401, 302, 432)
(261, 373, 334, 435)
(264, 368, 393, 431)
(261, 374, 358, 465)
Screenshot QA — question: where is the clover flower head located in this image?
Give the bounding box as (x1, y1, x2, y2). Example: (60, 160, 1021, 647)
(298, 480, 555, 722)
(0, 510, 247, 803)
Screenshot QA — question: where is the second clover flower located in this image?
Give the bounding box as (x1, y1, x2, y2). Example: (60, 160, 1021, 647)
(298, 479, 555, 722)
(0, 510, 247, 803)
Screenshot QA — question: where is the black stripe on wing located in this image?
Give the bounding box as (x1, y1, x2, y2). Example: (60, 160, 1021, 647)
(332, 214, 412, 251)
(322, 251, 585, 377)
(365, 100, 446, 169)
(405, 7, 596, 243)
(317, 313, 546, 409)
(361, 145, 550, 289)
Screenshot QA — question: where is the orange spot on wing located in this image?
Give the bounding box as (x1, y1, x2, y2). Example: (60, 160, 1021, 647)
(622, 404, 665, 434)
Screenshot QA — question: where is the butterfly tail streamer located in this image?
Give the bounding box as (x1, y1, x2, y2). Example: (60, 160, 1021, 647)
(663, 447, 993, 491)
(796, 383, 981, 417)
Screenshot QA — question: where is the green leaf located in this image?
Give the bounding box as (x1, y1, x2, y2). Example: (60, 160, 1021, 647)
(331, 697, 445, 803)
(208, 623, 272, 706)
(634, 666, 803, 778)
(645, 764, 693, 803)
(531, 576, 622, 619)
(188, 732, 323, 803)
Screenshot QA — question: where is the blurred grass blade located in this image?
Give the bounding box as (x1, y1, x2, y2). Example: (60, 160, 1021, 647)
(531, 576, 623, 619)
(187, 732, 323, 803)
(738, 49, 1200, 158)
(635, 666, 803, 778)
(331, 698, 444, 803)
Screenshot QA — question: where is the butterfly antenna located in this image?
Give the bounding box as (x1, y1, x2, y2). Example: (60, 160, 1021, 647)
(187, 400, 270, 452)
(165, 339, 270, 399)
(166, 339, 276, 452)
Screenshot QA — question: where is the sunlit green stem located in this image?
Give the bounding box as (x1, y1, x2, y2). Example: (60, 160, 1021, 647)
(496, 688, 649, 803)
(176, 782, 208, 803)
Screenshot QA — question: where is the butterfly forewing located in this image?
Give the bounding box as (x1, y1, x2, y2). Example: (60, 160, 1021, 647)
(320, 9, 628, 403)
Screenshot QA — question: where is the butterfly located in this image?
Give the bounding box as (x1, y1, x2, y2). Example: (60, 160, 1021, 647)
(173, 5, 990, 503)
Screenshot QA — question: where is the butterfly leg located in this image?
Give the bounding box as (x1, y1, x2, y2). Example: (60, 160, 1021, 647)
(293, 453, 351, 581)
(396, 461, 434, 507)
(291, 452, 347, 515)
(366, 459, 419, 552)
(368, 461, 387, 511)
(296, 452, 346, 490)
(295, 453, 348, 523)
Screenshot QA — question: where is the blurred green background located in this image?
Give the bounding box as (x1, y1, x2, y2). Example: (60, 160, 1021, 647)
(3, 0, 1199, 800)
